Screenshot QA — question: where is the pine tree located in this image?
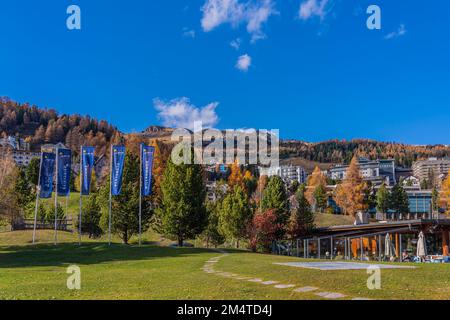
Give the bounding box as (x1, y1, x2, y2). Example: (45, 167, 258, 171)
(389, 183, 410, 215)
(260, 176, 288, 240)
(156, 157, 207, 247)
(218, 185, 252, 248)
(376, 184, 390, 213)
(77, 193, 103, 238)
(287, 185, 315, 239)
(99, 152, 152, 244)
(25, 157, 40, 188)
(15, 168, 33, 211)
(201, 201, 225, 248)
(313, 184, 328, 213)
(261, 175, 288, 231)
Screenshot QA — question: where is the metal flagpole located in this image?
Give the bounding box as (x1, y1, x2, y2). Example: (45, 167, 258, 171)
(79, 146, 83, 245)
(65, 194, 69, 223)
(32, 153, 43, 244)
(139, 144, 143, 246)
(108, 144, 113, 246)
(54, 146, 59, 245)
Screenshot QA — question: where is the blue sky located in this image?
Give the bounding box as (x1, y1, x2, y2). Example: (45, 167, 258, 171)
(0, 0, 449, 144)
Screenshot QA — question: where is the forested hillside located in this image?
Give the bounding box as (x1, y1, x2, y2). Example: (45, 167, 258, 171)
(1, 97, 449, 168)
(0, 97, 120, 156)
(281, 139, 450, 167)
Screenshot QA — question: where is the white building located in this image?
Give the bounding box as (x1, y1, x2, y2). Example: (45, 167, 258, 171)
(12, 150, 40, 166)
(412, 157, 450, 183)
(259, 165, 307, 184)
(328, 158, 396, 185)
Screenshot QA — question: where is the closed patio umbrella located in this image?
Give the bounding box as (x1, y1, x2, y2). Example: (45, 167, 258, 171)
(416, 231, 427, 258)
(385, 233, 395, 258)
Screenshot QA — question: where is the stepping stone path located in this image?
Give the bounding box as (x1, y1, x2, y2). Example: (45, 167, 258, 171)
(293, 286, 318, 293)
(201, 250, 369, 300)
(247, 278, 263, 283)
(274, 284, 296, 289)
(315, 292, 346, 299)
(262, 281, 279, 285)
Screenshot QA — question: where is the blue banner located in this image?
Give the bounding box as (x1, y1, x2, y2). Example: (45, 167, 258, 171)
(57, 148, 72, 196)
(39, 152, 56, 199)
(141, 145, 155, 196)
(111, 146, 126, 196)
(81, 146, 95, 195)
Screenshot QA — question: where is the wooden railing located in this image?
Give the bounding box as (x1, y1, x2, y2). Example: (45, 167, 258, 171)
(12, 218, 73, 232)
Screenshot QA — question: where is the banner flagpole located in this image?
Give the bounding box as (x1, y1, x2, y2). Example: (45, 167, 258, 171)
(79, 146, 83, 245)
(139, 144, 143, 246)
(54, 146, 59, 245)
(32, 152, 43, 244)
(108, 144, 113, 246)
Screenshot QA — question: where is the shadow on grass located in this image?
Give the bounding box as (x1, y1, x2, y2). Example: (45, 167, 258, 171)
(0, 243, 246, 269)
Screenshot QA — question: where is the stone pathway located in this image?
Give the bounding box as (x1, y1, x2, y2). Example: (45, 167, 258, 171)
(315, 292, 347, 299)
(201, 250, 370, 300)
(293, 286, 318, 293)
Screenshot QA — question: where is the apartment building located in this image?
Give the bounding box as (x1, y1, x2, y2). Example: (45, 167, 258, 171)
(259, 165, 307, 184)
(412, 157, 450, 182)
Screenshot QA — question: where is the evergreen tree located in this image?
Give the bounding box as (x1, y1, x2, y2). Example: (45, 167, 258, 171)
(99, 152, 152, 244)
(156, 157, 207, 247)
(15, 168, 33, 211)
(261, 175, 288, 237)
(287, 185, 315, 239)
(201, 201, 225, 248)
(218, 186, 252, 248)
(313, 184, 327, 213)
(376, 184, 390, 213)
(389, 183, 410, 215)
(432, 187, 439, 213)
(25, 157, 40, 188)
(77, 193, 102, 238)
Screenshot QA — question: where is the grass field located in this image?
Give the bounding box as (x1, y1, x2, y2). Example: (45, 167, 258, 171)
(1, 230, 450, 300)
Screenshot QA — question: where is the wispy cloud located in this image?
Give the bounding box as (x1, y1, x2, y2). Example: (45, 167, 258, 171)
(201, 0, 276, 42)
(182, 28, 196, 38)
(299, 0, 329, 21)
(384, 24, 406, 40)
(236, 54, 252, 72)
(154, 98, 219, 130)
(230, 38, 242, 50)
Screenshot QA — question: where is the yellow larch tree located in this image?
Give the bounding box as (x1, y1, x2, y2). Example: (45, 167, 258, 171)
(334, 156, 368, 216)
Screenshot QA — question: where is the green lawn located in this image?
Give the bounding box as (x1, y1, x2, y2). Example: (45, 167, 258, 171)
(0, 231, 449, 300)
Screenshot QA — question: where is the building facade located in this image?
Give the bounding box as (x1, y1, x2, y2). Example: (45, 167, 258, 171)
(328, 158, 396, 185)
(259, 165, 307, 184)
(412, 157, 450, 182)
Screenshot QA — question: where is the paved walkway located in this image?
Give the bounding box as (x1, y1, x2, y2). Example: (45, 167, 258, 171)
(201, 251, 373, 300)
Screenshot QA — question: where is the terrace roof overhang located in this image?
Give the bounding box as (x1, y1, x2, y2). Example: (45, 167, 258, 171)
(303, 219, 450, 240)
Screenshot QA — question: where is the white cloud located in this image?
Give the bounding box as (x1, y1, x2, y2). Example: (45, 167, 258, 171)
(384, 24, 406, 40)
(182, 28, 196, 38)
(201, 0, 276, 42)
(154, 97, 219, 130)
(236, 54, 251, 72)
(230, 38, 241, 50)
(299, 0, 329, 21)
